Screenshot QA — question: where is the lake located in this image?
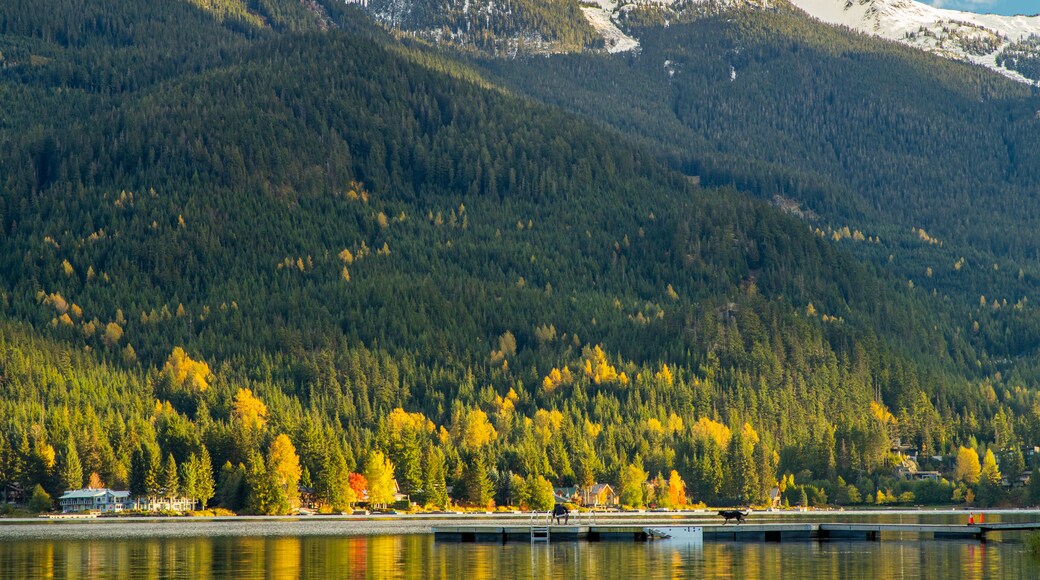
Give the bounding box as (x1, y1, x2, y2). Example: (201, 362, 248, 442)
(1, 512, 1038, 578)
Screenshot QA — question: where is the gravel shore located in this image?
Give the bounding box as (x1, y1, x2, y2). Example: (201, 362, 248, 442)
(2, 509, 1037, 541)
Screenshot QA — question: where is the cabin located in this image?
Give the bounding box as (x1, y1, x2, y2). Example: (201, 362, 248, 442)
(553, 486, 582, 505)
(58, 489, 134, 513)
(586, 484, 618, 507)
(552, 484, 618, 507)
(768, 486, 782, 508)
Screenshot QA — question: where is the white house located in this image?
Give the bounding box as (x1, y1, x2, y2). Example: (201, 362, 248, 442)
(58, 489, 134, 513)
(133, 496, 196, 512)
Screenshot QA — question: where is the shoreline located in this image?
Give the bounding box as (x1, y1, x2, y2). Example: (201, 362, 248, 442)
(2, 508, 1038, 541)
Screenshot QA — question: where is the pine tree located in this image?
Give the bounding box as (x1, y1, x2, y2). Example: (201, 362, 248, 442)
(246, 453, 272, 514)
(180, 454, 199, 510)
(424, 446, 448, 509)
(161, 453, 179, 498)
(196, 447, 216, 509)
(317, 444, 354, 510)
(129, 447, 149, 497)
(463, 453, 494, 508)
(60, 441, 83, 491)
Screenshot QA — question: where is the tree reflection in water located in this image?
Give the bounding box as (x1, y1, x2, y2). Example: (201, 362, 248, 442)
(0, 534, 1037, 579)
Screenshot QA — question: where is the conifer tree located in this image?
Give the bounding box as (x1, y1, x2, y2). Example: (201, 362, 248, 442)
(161, 453, 179, 498)
(424, 446, 449, 509)
(464, 453, 494, 508)
(196, 447, 216, 509)
(180, 455, 199, 508)
(60, 441, 83, 491)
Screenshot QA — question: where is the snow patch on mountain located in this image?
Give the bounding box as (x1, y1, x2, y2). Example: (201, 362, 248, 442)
(788, 0, 1040, 84)
(581, 4, 641, 52)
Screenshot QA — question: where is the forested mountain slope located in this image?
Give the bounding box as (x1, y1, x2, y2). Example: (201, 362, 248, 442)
(483, 4, 1040, 373)
(0, 0, 1036, 513)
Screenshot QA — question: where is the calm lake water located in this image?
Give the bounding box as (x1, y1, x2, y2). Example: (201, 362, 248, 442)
(1, 512, 1039, 579)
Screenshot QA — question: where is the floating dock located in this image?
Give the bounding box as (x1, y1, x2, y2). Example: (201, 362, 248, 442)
(433, 522, 1040, 543)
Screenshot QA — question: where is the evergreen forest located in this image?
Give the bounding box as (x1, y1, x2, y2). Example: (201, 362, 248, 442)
(2, 0, 1040, 514)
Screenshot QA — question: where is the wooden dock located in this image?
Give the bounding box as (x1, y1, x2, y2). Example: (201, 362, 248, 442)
(433, 521, 1040, 543)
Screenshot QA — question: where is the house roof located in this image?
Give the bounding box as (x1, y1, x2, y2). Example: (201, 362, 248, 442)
(589, 483, 614, 494)
(59, 488, 131, 500)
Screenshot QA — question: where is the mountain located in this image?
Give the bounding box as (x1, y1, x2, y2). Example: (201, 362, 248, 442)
(482, 3, 1040, 369)
(1, 0, 1038, 514)
(365, 0, 1040, 84)
(788, 0, 1040, 84)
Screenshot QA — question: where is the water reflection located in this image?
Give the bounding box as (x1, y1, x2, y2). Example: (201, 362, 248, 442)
(0, 534, 1038, 579)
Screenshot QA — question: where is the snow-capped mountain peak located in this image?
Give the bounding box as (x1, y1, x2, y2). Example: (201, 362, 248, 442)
(787, 0, 1040, 84)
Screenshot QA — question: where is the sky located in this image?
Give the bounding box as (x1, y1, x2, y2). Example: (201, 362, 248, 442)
(921, 0, 1040, 16)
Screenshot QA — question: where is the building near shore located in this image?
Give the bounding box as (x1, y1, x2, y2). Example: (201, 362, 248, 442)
(58, 489, 134, 513)
(133, 496, 196, 512)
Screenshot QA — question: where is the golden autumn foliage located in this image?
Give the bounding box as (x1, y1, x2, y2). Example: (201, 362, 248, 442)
(954, 446, 981, 484)
(457, 408, 496, 450)
(645, 418, 665, 436)
(541, 366, 574, 392)
(741, 422, 760, 445)
(492, 388, 519, 415)
(533, 409, 564, 443)
(584, 419, 602, 439)
(667, 470, 687, 508)
(102, 322, 123, 347)
(232, 388, 268, 432)
(691, 417, 732, 448)
(666, 413, 684, 435)
(582, 345, 626, 385)
(387, 407, 434, 439)
(655, 364, 674, 387)
(164, 347, 212, 392)
(870, 401, 897, 426)
(268, 434, 303, 507)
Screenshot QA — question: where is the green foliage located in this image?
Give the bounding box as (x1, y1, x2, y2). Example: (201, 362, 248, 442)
(619, 460, 648, 509)
(28, 484, 52, 513)
(526, 474, 554, 511)
(463, 453, 494, 508)
(59, 441, 83, 492)
(1, 1, 1040, 516)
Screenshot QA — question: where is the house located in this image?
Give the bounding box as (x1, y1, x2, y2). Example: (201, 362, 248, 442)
(551, 485, 617, 507)
(895, 466, 941, 481)
(768, 487, 782, 508)
(299, 485, 320, 510)
(584, 484, 618, 507)
(553, 487, 581, 505)
(133, 496, 196, 512)
(3, 482, 26, 505)
(58, 489, 134, 513)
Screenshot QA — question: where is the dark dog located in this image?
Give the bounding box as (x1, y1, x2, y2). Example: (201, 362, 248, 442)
(552, 504, 569, 525)
(718, 509, 749, 525)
